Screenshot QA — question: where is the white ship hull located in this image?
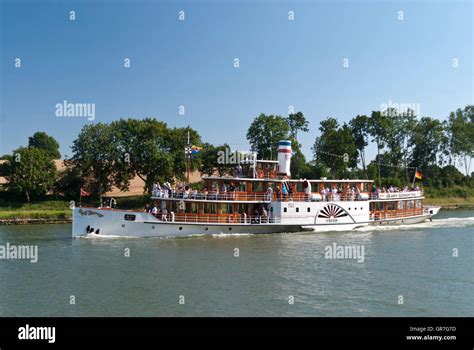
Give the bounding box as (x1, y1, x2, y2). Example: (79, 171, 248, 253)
(72, 206, 440, 238)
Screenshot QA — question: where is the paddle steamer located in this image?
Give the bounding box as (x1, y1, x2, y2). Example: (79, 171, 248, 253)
(72, 141, 440, 237)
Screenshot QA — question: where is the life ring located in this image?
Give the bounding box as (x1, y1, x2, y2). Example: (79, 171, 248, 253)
(228, 215, 234, 223)
(374, 212, 380, 220)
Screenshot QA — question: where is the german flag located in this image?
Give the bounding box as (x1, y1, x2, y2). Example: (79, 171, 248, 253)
(415, 169, 423, 180)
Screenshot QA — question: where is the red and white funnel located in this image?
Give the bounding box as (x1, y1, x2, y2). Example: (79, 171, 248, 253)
(278, 140, 292, 176)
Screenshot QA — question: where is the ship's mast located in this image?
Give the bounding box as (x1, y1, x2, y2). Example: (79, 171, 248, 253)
(187, 128, 190, 183)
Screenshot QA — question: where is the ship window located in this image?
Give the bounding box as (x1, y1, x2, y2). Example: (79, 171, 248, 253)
(348, 207, 351, 210)
(398, 201, 404, 210)
(210, 203, 217, 214)
(296, 207, 299, 213)
(252, 182, 263, 192)
(307, 207, 310, 212)
(360, 207, 363, 210)
(387, 202, 396, 211)
(296, 183, 303, 192)
(374, 202, 384, 211)
(124, 214, 136, 221)
(270, 207, 273, 212)
(235, 182, 247, 192)
(284, 207, 287, 213)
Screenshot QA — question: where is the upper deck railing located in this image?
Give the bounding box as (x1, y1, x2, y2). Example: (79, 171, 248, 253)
(151, 190, 424, 203)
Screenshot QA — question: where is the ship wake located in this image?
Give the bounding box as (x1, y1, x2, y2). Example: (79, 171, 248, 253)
(355, 216, 474, 232)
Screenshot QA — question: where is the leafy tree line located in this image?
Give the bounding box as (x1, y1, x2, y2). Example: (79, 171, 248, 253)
(245, 106, 473, 191)
(0, 106, 472, 202)
(1, 121, 201, 201)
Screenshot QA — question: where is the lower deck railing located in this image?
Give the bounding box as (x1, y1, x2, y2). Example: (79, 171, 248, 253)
(370, 208, 424, 220)
(154, 213, 281, 224)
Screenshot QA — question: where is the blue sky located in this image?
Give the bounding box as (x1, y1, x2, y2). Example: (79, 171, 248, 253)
(1, 0, 472, 164)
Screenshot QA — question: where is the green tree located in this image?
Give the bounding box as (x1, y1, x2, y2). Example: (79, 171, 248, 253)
(409, 117, 444, 173)
(349, 114, 369, 176)
(54, 163, 83, 199)
(4, 147, 57, 202)
(199, 143, 234, 176)
(71, 123, 119, 197)
(312, 118, 358, 178)
(368, 111, 392, 185)
(287, 112, 310, 178)
(443, 106, 474, 175)
(246, 114, 290, 160)
(287, 112, 309, 140)
(112, 118, 175, 193)
(28, 131, 61, 159)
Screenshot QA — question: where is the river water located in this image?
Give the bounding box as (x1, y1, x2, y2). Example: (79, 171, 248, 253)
(0, 210, 472, 316)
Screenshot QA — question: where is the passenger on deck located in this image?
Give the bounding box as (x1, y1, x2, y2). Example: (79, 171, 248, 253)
(151, 205, 158, 215)
(161, 207, 168, 221)
(183, 186, 190, 199)
(321, 187, 327, 201)
(303, 179, 311, 201)
(261, 208, 268, 223)
(282, 185, 288, 200)
(253, 208, 260, 224)
(332, 187, 339, 201)
(221, 183, 227, 199)
(275, 186, 282, 201)
(234, 164, 243, 177)
(266, 186, 273, 201)
(288, 185, 293, 200)
(153, 182, 162, 197)
(229, 183, 236, 200)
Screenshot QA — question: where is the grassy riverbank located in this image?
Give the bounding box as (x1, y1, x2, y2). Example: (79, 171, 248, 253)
(0, 196, 149, 223)
(0, 200, 72, 222)
(424, 197, 474, 210)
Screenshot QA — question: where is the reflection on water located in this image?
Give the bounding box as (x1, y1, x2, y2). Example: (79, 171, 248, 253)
(0, 211, 473, 316)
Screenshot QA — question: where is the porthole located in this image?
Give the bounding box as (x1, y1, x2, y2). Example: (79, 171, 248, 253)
(296, 208, 299, 213)
(151, 226, 155, 229)
(179, 227, 183, 230)
(121, 224, 125, 227)
(205, 228, 209, 231)
(228, 227, 232, 231)
(307, 208, 310, 212)
(360, 207, 363, 210)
